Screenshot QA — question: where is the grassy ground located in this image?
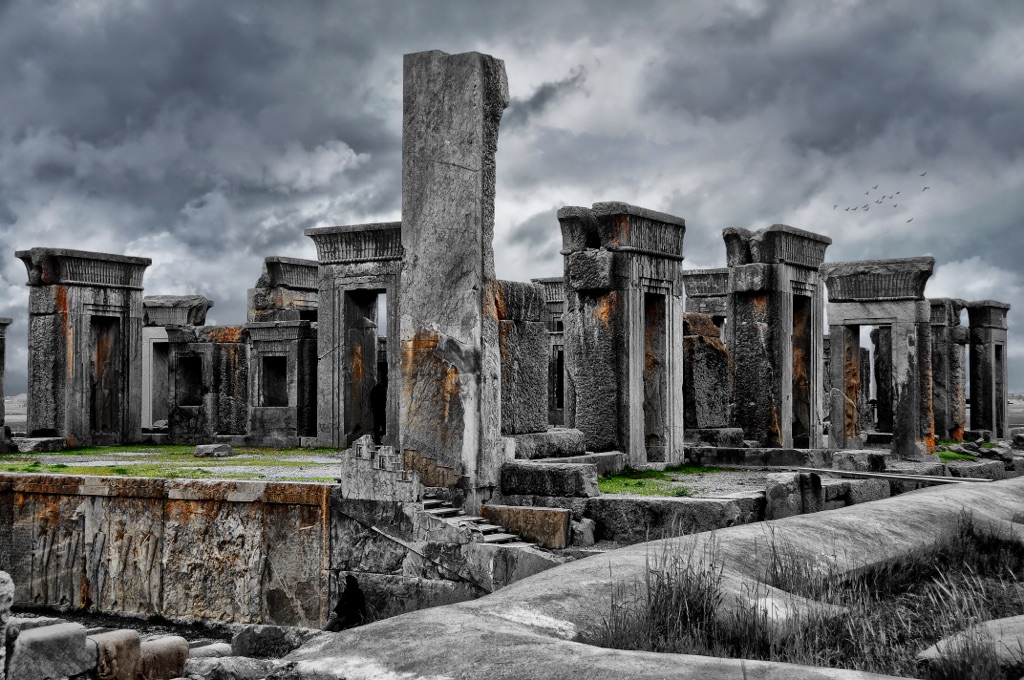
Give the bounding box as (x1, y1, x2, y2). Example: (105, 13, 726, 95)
(597, 464, 730, 497)
(0, 444, 341, 482)
(580, 512, 1024, 679)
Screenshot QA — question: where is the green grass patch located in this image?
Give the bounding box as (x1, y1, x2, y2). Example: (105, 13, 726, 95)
(597, 463, 729, 497)
(937, 450, 978, 462)
(981, 442, 998, 449)
(936, 438, 966, 447)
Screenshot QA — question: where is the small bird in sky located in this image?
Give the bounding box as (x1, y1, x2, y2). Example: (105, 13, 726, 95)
(852, 206, 858, 211)
(834, 204, 838, 209)
(865, 191, 869, 195)
(920, 172, 927, 176)
(906, 218, 914, 223)
(862, 204, 869, 209)
(893, 204, 898, 207)
(923, 186, 930, 191)
(873, 185, 878, 189)
(896, 191, 901, 195)
(845, 207, 850, 211)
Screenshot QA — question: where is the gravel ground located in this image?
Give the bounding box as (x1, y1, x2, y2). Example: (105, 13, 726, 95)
(667, 469, 770, 496)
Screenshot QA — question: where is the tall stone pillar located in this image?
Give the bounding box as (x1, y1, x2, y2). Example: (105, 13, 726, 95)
(822, 258, 935, 459)
(496, 281, 548, 436)
(399, 51, 509, 503)
(870, 327, 893, 432)
(559, 202, 687, 466)
(724, 225, 831, 448)
(858, 348, 873, 431)
(966, 300, 1011, 439)
(930, 298, 968, 441)
(17, 248, 151, 446)
(827, 325, 861, 449)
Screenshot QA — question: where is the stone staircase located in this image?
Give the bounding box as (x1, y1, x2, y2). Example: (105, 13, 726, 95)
(421, 497, 528, 546)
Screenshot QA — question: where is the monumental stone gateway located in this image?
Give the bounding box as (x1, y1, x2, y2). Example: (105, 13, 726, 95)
(967, 300, 1011, 440)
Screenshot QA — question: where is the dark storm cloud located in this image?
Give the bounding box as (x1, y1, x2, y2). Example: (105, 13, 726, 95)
(504, 68, 587, 130)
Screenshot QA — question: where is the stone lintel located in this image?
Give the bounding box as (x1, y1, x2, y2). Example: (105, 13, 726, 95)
(557, 205, 601, 253)
(246, 320, 317, 341)
(723, 224, 831, 269)
(966, 300, 1011, 329)
(821, 257, 934, 302)
(194, 325, 249, 345)
(255, 257, 319, 291)
(143, 295, 215, 327)
(591, 201, 685, 260)
(826, 300, 930, 326)
(681, 268, 729, 298)
(929, 298, 966, 327)
(530, 277, 565, 302)
(17, 247, 151, 289)
(0, 317, 11, 336)
(305, 222, 403, 265)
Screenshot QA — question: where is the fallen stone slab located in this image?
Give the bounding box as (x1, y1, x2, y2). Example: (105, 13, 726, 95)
(917, 613, 1024, 668)
(507, 428, 586, 459)
(501, 461, 599, 498)
(90, 628, 141, 680)
(138, 635, 189, 679)
(230, 624, 321, 659)
(182, 656, 280, 680)
(194, 443, 234, 458)
(12, 436, 65, 453)
(530, 451, 626, 476)
(832, 450, 890, 472)
(686, 428, 746, 448)
(946, 459, 1007, 480)
(481, 504, 571, 549)
(6, 621, 96, 680)
(584, 495, 756, 543)
(187, 641, 234, 658)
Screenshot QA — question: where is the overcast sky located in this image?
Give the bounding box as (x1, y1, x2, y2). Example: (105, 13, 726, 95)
(1, 0, 1023, 394)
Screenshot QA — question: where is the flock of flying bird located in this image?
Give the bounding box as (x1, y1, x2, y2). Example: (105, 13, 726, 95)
(833, 172, 930, 223)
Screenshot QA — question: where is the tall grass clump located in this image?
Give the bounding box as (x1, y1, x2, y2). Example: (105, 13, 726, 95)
(579, 512, 1024, 679)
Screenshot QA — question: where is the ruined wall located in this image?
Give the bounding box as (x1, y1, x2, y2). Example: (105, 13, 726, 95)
(246, 321, 318, 447)
(18, 248, 151, 447)
(247, 257, 319, 323)
(682, 313, 731, 429)
(0, 474, 330, 627)
(967, 300, 1011, 439)
(930, 298, 968, 441)
(496, 281, 548, 435)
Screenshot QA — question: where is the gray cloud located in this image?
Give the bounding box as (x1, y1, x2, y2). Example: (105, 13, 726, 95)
(504, 68, 587, 130)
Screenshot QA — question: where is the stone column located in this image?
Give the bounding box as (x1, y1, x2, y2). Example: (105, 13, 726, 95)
(399, 51, 509, 503)
(724, 225, 831, 449)
(559, 202, 687, 466)
(930, 298, 967, 441)
(822, 258, 935, 460)
(967, 300, 1011, 439)
(17, 248, 151, 447)
(827, 325, 861, 449)
(870, 327, 893, 432)
(531, 277, 565, 426)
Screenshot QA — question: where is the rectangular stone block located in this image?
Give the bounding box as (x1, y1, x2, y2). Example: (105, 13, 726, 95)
(506, 428, 585, 460)
(500, 461, 599, 498)
(530, 451, 626, 477)
(495, 280, 545, 322)
(765, 472, 802, 520)
(7, 622, 95, 680)
(566, 249, 616, 290)
(846, 478, 891, 505)
(584, 496, 753, 543)
(89, 629, 140, 680)
(480, 504, 571, 549)
(138, 636, 189, 680)
(499, 319, 548, 434)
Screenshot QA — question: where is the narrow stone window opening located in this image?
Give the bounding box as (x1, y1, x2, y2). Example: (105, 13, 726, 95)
(262, 355, 289, 407)
(177, 355, 204, 407)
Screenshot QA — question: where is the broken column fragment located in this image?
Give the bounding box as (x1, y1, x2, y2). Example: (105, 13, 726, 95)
(822, 257, 935, 459)
(681, 268, 729, 332)
(141, 295, 214, 432)
(723, 225, 832, 448)
(247, 257, 319, 322)
(559, 202, 687, 466)
(17, 248, 151, 446)
(398, 50, 509, 502)
(683, 312, 732, 431)
(496, 280, 548, 435)
(930, 298, 968, 441)
(967, 300, 1011, 440)
(531, 277, 566, 426)
(306, 223, 402, 449)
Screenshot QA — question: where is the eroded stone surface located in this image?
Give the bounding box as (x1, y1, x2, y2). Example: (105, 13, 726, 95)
(500, 461, 599, 498)
(480, 504, 571, 549)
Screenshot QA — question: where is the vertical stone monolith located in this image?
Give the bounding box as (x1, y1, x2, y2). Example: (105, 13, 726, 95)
(930, 298, 968, 441)
(399, 51, 509, 504)
(967, 300, 1011, 440)
(496, 280, 548, 435)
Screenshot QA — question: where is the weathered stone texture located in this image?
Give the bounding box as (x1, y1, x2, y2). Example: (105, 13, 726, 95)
(143, 295, 213, 327)
(930, 298, 968, 441)
(683, 313, 731, 429)
(497, 314, 548, 434)
(506, 428, 586, 460)
(247, 257, 319, 323)
(90, 628, 140, 680)
(0, 570, 11, 677)
(500, 461, 599, 498)
(137, 636, 189, 680)
(399, 51, 509, 499)
(246, 321, 318, 446)
(231, 625, 320, 659)
(480, 504, 571, 549)
(967, 300, 1011, 440)
(585, 496, 755, 543)
(6, 622, 95, 680)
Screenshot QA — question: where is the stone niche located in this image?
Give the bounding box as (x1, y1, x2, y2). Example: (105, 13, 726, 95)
(166, 326, 249, 444)
(558, 201, 687, 466)
(930, 298, 968, 441)
(246, 321, 317, 447)
(681, 267, 729, 331)
(966, 300, 1011, 439)
(247, 256, 320, 323)
(531, 277, 566, 426)
(821, 257, 935, 459)
(17, 248, 152, 446)
(141, 295, 214, 432)
(723, 225, 831, 449)
(305, 222, 401, 450)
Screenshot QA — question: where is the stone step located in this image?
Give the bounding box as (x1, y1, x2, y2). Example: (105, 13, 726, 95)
(422, 499, 444, 509)
(457, 515, 486, 523)
(424, 507, 461, 518)
(470, 523, 503, 534)
(482, 532, 519, 544)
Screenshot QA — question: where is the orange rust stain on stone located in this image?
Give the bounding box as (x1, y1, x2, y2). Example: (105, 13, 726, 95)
(351, 344, 364, 389)
(592, 293, 618, 327)
(951, 425, 965, 441)
(610, 215, 630, 247)
(442, 365, 459, 422)
(205, 326, 245, 343)
(750, 293, 769, 316)
(489, 280, 505, 321)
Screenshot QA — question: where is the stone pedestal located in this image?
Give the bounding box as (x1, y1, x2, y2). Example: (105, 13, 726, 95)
(142, 296, 214, 431)
(399, 50, 509, 502)
(822, 258, 935, 459)
(166, 326, 249, 444)
(248, 257, 319, 323)
(683, 313, 731, 430)
(559, 202, 687, 466)
(930, 298, 968, 441)
(967, 300, 1011, 440)
(246, 321, 317, 447)
(531, 277, 566, 426)
(306, 222, 402, 449)
(17, 248, 151, 446)
(723, 225, 831, 449)
(496, 281, 548, 435)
